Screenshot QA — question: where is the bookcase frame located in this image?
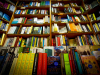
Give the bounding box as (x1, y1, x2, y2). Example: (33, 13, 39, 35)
(0, 0, 100, 46)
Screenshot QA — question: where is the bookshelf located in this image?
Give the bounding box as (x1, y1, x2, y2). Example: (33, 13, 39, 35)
(0, 0, 100, 47)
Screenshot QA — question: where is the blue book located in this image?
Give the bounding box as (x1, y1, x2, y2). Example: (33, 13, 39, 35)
(18, 10, 21, 14)
(3, 14, 10, 21)
(72, 50, 79, 74)
(0, 11, 3, 17)
(87, 35, 93, 45)
(43, 39, 44, 47)
(29, 2, 33, 6)
(30, 9, 33, 14)
(11, 21, 18, 24)
(3, 24, 6, 30)
(75, 52, 83, 74)
(67, 15, 70, 22)
(79, 36, 83, 46)
(32, 37, 35, 46)
(65, 37, 68, 46)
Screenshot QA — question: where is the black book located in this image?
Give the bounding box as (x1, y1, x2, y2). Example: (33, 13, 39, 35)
(32, 53, 39, 75)
(85, 25, 90, 32)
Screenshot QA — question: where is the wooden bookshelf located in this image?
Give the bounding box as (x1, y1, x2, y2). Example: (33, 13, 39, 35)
(0, 18, 9, 23)
(0, 0, 100, 47)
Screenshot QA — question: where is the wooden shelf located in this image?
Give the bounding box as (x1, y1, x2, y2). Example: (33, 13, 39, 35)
(52, 6, 80, 9)
(17, 6, 49, 9)
(7, 34, 50, 37)
(52, 13, 86, 16)
(14, 14, 50, 18)
(0, 31, 6, 34)
(0, 18, 9, 23)
(11, 23, 50, 26)
(52, 32, 93, 38)
(95, 31, 100, 34)
(52, 21, 90, 25)
(92, 20, 100, 24)
(0, 6, 13, 16)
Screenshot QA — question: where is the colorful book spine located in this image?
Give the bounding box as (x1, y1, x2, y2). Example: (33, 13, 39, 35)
(63, 53, 71, 75)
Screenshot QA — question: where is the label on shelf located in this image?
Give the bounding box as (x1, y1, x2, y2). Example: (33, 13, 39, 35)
(21, 7, 26, 9)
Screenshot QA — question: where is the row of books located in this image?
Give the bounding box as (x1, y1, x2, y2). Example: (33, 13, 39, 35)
(0, 11, 10, 21)
(52, 7, 84, 14)
(8, 26, 50, 34)
(0, 33, 5, 46)
(4, 36, 50, 47)
(52, 23, 92, 33)
(52, 2, 78, 7)
(52, 15, 88, 22)
(0, 45, 100, 75)
(0, 1, 15, 12)
(93, 23, 100, 32)
(12, 16, 50, 24)
(17, 1, 50, 7)
(15, 9, 48, 15)
(0, 20, 9, 31)
(52, 34, 100, 46)
(84, 1, 99, 11)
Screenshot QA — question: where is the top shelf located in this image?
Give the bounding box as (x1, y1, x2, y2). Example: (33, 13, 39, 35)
(17, 6, 50, 10)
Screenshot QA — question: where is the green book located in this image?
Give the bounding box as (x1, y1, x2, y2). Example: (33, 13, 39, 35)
(36, 37, 38, 47)
(31, 36, 34, 47)
(63, 53, 71, 75)
(18, 47, 23, 53)
(45, 49, 52, 56)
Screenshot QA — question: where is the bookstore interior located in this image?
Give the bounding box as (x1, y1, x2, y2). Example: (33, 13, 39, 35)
(1, 0, 100, 75)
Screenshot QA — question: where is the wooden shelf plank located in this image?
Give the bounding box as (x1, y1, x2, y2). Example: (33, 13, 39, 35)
(17, 6, 49, 9)
(0, 31, 6, 34)
(14, 14, 50, 18)
(92, 20, 100, 24)
(11, 23, 50, 26)
(0, 18, 9, 23)
(52, 32, 93, 38)
(52, 6, 80, 9)
(7, 34, 50, 37)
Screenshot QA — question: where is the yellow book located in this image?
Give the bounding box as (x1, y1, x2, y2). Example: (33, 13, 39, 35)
(25, 27, 28, 33)
(62, 35, 65, 45)
(40, 38, 43, 47)
(91, 35, 97, 45)
(21, 39, 25, 47)
(81, 36, 85, 45)
(7, 4, 10, 9)
(27, 53, 35, 75)
(0, 21, 2, 27)
(34, 38, 37, 47)
(29, 26, 33, 34)
(69, 39, 76, 46)
(0, 33, 5, 45)
(87, 24, 92, 32)
(9, 58, 18, 75)
(93, 13, 96, 20)
(77, 25, 82, 32)
(95, 23, 100, 31)
(93, 35, 99, 45)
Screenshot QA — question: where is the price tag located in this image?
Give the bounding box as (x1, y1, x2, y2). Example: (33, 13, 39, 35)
(21, 7, 26, 9)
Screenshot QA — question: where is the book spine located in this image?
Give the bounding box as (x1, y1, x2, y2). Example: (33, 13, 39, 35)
(63, 53, 71, 75)
(37, 53, 43, 75)
(32, 53, 39, 75)
(42, 53, 47, 75)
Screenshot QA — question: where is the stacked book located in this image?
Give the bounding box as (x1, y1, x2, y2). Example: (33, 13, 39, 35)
(15, 9, 48, 15)
(0, 45, 100, 75)
(0, 11, 11, 21)
(12, 16, 50, 24)
(0, 20, 9, 31)
(52, 34, 100, 46)
(0, 1, 15, 12)
(8, 26, 19, 34)
(17, 1, 50, 7)
(4, 36, 50, 47)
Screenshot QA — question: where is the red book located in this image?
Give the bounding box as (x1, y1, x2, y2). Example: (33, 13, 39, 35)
(24, 18, 27, 24)
(70, 50, 76, 74)
(69, 53, 74, 75)
(37, 53, 43, 75)
(14, 37, 19, 47)
(52, 39, 53, 46)
(85, 35, 89, 45)
(57, 37, 61, 46)
(42, 53, 47, 75)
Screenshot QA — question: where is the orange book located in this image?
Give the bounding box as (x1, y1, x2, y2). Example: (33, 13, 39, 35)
(69, 23, 77, 31)
(24, 18, 27, 24)
(72, 17, 75, 22)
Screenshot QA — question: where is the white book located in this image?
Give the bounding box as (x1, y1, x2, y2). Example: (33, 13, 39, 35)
(38, 3, 40, 7)
(18, 18, 23, 23)
(37, 19, 43, 24)
(34, 17, 37, 23)
(94, 35, 100, 45)
(27, 27, 31, 34)
(47, 26, 50, 34)
(21, 27, 26, 34)
(77, 36, 82, 46)
(22, 10, 25, 14)
(11, 37, 17, 47)
(43, 26, 45, 34)
(44, 38, 47, 46)
(45, 16, 48, 23)
(26, 38, 29, 47)
(4, 23, 9, 31)
(55, 35, 58, 46)
(82, 25, 88, 32)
